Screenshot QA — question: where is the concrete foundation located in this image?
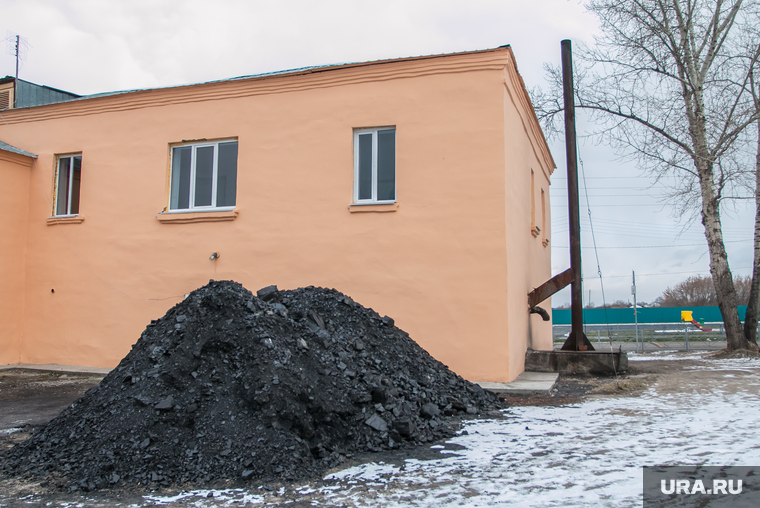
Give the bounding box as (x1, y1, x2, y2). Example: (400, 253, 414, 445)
(477, 371, 558, 395)
(525, 349, 628, 376)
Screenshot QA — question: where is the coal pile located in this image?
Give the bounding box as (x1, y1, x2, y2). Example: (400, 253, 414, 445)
(1, 281, 498, 491)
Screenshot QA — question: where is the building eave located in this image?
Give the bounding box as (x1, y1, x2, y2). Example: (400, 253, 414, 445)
(0, 139, 37, 159)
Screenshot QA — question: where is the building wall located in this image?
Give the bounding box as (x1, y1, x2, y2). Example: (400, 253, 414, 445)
(0, 48, 554, 382)
(0, 150, 32, 363)
(501, 62, 555, 378)
(15, 79, 79, 108)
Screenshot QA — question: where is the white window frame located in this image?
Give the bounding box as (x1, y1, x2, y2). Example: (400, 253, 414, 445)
(353, 127, 396, 204)
(168, 139, 238, 212)
(54, 154, 82, 217)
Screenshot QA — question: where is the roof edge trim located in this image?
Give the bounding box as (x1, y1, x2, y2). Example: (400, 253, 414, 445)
(0, 139, 37, 158)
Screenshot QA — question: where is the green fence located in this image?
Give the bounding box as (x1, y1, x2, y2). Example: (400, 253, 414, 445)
(552, 305, 750, 325)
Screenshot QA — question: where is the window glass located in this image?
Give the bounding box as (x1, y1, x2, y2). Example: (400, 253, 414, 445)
(54, 155, 83, 216)
(377, 129, 395, 201)
(70, 156, 81, 214)
(354, 128, 396, 203)
(169, 140, 238, 211)
(170, 146, 192, 210)
(194, 146, 214, 207)
(56, 157, 70, 216)
(541, 188, 546, 242)
(358, 133, 373, 200)
(216, 142, 238, 207)
(530, 170, 535, 229)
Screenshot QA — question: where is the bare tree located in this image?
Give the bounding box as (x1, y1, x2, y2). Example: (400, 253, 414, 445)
(600, 300, 633, 308)
(737, 274, 753, 305)
(534, 0, 760, 350)
(654, 274, 751, 305)
(745, 58, 760, 342)
(659, 275, 718, 306)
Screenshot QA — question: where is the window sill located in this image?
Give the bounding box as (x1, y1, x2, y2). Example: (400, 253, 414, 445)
(156, 209, 239, 224)
(348, 203, 399, 213)
(47, 215, 84, 226)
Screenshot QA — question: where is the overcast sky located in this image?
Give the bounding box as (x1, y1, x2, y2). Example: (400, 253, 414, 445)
(1, 0, 754, 306)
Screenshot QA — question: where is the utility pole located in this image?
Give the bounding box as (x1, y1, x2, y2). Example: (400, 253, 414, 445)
(560, 39, 593, 351)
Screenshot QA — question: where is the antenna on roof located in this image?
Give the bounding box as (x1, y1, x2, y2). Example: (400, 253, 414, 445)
(5, 32, 30, 108)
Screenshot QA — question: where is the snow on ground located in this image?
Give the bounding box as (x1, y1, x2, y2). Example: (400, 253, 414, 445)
(627, 351, 707, 361)
(141, 355, 760, 508)
(686, 358, 760, 372)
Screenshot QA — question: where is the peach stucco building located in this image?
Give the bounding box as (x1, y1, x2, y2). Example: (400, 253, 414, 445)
(0, 46, 554, 383)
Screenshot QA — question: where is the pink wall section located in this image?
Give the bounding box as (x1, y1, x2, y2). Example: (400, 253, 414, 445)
(501, 63, 555, 379)
(0, 47, 554, 382)
(0, 150, 32, 364)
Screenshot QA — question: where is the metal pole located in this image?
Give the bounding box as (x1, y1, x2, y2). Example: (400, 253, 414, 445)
(14, 35, 19, 109)
(632, 271, 639, 353)
(562, 39, 584, 351)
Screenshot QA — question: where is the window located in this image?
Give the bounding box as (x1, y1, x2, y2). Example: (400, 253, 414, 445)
(54, 154, 82, 216)
(0, 89, 9, 110)
(541, 188, 548, 246)
(530, 169, 541, 238)
(169, 140, 238, 211)
(0, 80, 12, 110)
(354, 127, 395, 203)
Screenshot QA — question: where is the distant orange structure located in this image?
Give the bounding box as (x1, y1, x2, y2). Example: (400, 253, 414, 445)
(0, 46, 554, 383)
(681, 310, 713, 331)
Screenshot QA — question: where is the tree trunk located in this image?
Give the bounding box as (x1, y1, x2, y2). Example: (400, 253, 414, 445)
(691, 114, 750, 350)
(744, 119, 760, 345)
(700, 184, 753, 350)
(688, 76, 755, 351)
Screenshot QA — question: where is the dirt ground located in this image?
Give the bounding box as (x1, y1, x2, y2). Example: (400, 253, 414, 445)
(0, 371, 103, 453)
(0, 352, 757, 506)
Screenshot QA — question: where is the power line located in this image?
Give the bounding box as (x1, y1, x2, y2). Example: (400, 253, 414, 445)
(550, 226, 745, 240)
(552, 176, 650, 180)
(550, 267, 752, 281)
(551, 220, 750, 236)
(551, 203, 668, 208)
(550, 240, 744, 249)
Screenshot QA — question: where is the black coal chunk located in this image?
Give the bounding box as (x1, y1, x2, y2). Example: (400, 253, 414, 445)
(0, 281, 499, 491)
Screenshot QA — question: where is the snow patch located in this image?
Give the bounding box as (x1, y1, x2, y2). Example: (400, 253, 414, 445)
(138, 358, 760, 507)
(144, 489, 264, 505)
